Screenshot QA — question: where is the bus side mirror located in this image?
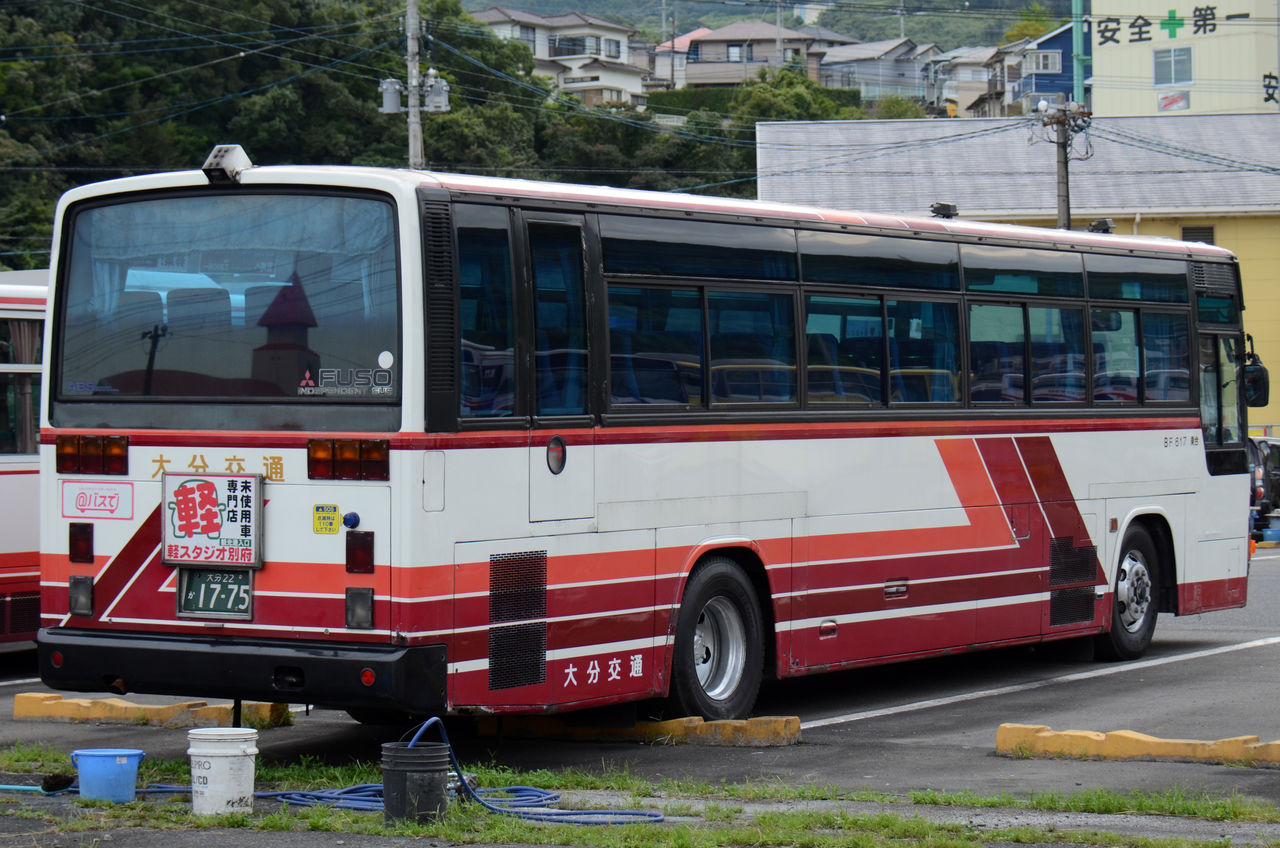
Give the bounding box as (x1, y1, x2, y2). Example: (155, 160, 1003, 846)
(1245, 363, 1270, 408)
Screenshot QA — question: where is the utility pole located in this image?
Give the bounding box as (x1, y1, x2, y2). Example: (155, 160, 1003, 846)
(775, 0, 783, 69)
(377, 0, 450, 170)
(406, 0, 423, 170)
(1038, 101, 1091, 229)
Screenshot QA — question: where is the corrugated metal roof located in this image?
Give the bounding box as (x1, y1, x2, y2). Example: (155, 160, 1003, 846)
(755, 114, 1280, 219)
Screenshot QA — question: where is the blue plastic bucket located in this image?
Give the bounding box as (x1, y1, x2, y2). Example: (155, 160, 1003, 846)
(70, 748, 145, 802)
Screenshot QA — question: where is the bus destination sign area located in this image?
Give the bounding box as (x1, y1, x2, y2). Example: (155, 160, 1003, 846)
(161, 473, 263, 568)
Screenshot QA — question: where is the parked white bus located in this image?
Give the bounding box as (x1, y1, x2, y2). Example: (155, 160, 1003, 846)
(36, 147, 1268, 720)
(1, 269, 46, 644)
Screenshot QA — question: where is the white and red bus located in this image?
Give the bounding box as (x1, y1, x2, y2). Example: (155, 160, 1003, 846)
(1, 269, 46, 645)
(37, 146, 1267, 720)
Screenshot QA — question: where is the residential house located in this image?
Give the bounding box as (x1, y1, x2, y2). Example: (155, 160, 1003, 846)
(969, 24, 1093, 117)
(1014, 22, 1092, 112)
(819, 38, 942, 102)
(753, 113, 1280, 425)
(683, 22, 820, 87)
(938, 46, 997, 116)
(471, 7, 649, 106)
(652, 26, 713, 90)
(797, 25, 858, 53)
(966, 38, 1031, 116)
(1090, 0, 1278, 114)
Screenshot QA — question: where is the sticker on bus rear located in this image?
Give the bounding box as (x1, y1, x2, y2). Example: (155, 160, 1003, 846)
(313, 504, 339, 534)
(161, 473, 263, 567)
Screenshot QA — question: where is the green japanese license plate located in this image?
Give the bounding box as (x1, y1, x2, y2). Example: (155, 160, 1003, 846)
(179, 568, 252, 618)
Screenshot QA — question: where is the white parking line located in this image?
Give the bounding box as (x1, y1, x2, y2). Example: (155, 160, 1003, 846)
(801, 635, 1280, 730)
(0, 678, 41, 688)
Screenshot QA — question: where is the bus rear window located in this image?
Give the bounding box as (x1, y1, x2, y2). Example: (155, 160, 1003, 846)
(59, 193, 399, 402)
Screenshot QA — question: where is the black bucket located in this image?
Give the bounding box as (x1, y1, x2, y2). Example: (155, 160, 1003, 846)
(381, 741, 451, 824)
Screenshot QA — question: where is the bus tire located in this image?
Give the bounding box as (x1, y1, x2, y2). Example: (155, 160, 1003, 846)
(1095, 524, 1159, 661)
(668, 557, 763, 721)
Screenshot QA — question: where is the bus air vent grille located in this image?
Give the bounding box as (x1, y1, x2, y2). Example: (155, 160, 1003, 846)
(1048, 536, 1096, 586)
(488, 550, 549, 691)
(1190, 262, 1236, 292)
(7, 594, 38, 635)
(490, 622, 547, 690)
(1049, 587, 1095, 626)
(422, 200, 458, 429)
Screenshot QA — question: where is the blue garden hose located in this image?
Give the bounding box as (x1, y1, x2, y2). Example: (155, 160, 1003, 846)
(116, 717, 662, 825)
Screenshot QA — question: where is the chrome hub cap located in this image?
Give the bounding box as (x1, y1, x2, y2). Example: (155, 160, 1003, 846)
(692, 597, 746, 700)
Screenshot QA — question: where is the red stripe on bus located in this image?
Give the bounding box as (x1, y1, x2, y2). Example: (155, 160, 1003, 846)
(84, 505, 162, 621)
(1015, 435, 1105, 581)
(40, 416, 1203, 449)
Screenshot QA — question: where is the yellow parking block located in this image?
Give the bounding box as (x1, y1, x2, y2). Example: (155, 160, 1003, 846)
(475, 714, 801, 746)
(13, 693, 291, 728)
(997, 723, 1280, 765)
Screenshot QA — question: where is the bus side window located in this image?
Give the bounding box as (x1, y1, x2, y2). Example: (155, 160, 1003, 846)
(886, 299, 960, 404)
(457, 225, 515, 418)
(708, 291, 796, 404)
(530, 224, 588, 416)
(1091, 308, 1139, 403)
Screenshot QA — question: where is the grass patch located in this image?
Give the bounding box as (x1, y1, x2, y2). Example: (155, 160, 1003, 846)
(909, 786, 1280, 823)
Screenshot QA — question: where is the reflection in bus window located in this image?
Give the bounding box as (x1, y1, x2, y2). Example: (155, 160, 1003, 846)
(608, 286, 702, 406)
(886, 299, 959, 403)
(709, 291, 796, 404)
(1092, 308, 1139, 403)
(1142, 312, 1191, 402)
(1, 315, 41, 454)
(969, 303, 1024, 403)
(804, 294, 883, 405)
(1029, 306, 1086, 403)
(531, 224, 588, 416)
(1201, 334, 1242, 444)
(458, 220, 515, 418)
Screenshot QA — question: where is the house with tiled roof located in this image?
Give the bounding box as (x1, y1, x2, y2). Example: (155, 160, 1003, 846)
(652, 27, 713, 89)
(818, 38, 942, 103)
(471, 7, 649, 106)
(684, 22, 820, 87)
(753, 113, 1280, 426)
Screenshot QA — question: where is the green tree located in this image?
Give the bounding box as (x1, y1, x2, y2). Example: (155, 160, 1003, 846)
(874, 95, 927, 118)
(1004, 3, 1058, 42)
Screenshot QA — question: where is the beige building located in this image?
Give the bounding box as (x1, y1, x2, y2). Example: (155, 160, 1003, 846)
(1090, 0, 1280, 115)
(754, 114, 1280, 426)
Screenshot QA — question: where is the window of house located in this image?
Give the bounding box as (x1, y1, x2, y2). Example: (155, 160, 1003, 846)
(1027, 51, 1061, 73)
(727, 43, 751, 62)
(1154, 46, 1192, 85)
(688, 44, 701, 62)
(519, 25, 536, 50)
(783, 47, 800, 63)
(605, 38, 621, 58)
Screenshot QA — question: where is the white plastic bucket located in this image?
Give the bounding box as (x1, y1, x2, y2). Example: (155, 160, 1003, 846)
(187, 727, 258, 815)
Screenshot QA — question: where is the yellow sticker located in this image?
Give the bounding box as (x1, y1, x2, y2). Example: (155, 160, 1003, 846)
(313, 504, 339, 535)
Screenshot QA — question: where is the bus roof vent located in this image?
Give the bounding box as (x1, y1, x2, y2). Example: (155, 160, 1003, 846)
(202, 144, 254, 184)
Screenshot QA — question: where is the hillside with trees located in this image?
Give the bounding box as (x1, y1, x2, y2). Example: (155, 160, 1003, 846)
(0, 0, 1036, 270)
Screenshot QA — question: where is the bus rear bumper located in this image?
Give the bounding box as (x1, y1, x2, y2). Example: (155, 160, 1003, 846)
(37, 628, 447, 715)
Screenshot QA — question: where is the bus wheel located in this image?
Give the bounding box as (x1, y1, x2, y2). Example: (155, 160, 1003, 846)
(669, 557, 763, 720)
(1095, 524, 1159, 661)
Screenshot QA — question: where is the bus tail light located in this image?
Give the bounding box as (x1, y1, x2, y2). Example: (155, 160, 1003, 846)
(68, 575, 94, 617)
(346, 531, 374, 573)
(69, 523, 94, 563)
(346, 587, 374, 629)
(55, 435, 129, 475)
(308, 439, 390, 481)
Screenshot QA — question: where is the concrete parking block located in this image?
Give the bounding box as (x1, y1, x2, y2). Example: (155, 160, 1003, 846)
(13, 693, 290, 728)
(997, 722, 1280, 765)
(474, 714, 801, 745)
